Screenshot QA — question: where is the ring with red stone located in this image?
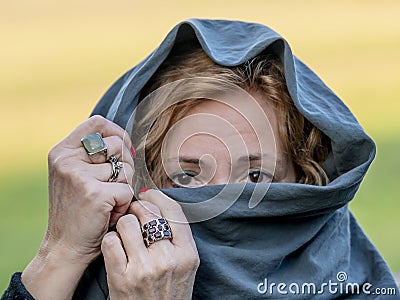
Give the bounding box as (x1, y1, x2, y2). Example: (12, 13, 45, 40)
(141, 218, 173, 247)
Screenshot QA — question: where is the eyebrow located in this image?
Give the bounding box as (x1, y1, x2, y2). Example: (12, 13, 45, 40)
(168, 153, 280, 165)
(167, 156, 200, 164)
(238, 153, 267, 162)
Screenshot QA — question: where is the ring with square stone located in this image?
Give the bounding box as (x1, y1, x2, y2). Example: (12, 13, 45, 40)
(81, 132, 108, 158)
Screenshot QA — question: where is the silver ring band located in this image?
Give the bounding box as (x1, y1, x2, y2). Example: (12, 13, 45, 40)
(108, 155, 123, 182)
(141, 218, 173, 247)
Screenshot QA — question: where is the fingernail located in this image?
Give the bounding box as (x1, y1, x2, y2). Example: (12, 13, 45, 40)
(130, 145, 136, 158)
(139, 188, 151, 194)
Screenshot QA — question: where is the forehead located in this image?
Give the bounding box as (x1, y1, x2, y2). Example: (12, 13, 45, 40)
(162, 90, 279, 158)
(182, 90, 279, 137)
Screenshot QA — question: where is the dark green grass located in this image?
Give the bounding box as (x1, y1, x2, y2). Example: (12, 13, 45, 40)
(0, 136, 399, 292)
(0, 170, 48, 292)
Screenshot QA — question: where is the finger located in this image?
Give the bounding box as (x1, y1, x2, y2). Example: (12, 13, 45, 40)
(116, 214, 148, 261)
(101, 182, 134, 226)
(64, 115, 133, 150)
(102, 231, 127, 275)
(103, 137, 135, 167)
(129, 200, 162, 225)
(137, 189, 195, 247)
(129, 201, 174, 249)
(79, 135, 135, 166)
(80, 161, 134, 184)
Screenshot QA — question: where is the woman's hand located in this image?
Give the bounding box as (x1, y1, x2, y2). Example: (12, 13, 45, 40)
(102, 189, 200, 300)
(45, 115, 135, 262)
(22, 115, 135, 300)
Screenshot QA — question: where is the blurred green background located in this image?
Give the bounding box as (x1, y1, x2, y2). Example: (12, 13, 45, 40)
(1, 0, 399, 291)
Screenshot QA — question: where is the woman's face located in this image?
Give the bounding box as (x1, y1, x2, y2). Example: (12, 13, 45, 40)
(162, 90, 296, 188)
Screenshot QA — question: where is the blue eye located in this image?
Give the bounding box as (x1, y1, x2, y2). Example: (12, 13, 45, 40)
(247, 168, 273, 183)
(170, 170, 199, 188)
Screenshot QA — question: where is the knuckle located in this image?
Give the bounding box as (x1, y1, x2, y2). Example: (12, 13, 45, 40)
(112, 287, 131, 298)
(48, 138, 70, 165)
(119, 164, 133, 184)
(128, 201, 139, 213)
(137, 268, 155, 284)
(101, 232, 119, 250)
(116, 214, 138, 231)
(82, 182, 102, 201)
(51, 153, 75, 175)
(131, 200, 160, 218)
(107, 136, 125, 158)
(156, 256, 177, 276)
(189, 253, 201, 270)
(108, 135, 123, 147)
(174, 255, 200, 276)
(88, 115, 107, 127)
(123, 163, 134, 178)
(47, 146, 58, 164)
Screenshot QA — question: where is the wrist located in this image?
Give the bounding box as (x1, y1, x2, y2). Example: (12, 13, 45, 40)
(37, 233, 98, 267)
(21, 237, 94, 300)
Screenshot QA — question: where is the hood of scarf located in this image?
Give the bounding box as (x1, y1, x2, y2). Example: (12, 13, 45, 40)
(78, 19, 399, 299)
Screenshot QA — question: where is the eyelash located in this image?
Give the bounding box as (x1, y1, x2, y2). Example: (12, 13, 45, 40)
(246, 167, 275, 183)
(169, 170, 199, 188)
(168, 167, 275, 188)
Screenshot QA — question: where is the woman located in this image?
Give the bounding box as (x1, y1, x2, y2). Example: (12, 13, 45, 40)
(2, 19, 399, 299)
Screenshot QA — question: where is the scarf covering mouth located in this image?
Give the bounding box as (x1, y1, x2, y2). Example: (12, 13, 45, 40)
(73, 19, 399, 299)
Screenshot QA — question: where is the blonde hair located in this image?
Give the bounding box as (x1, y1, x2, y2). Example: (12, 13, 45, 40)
(132, 49, 330, 189)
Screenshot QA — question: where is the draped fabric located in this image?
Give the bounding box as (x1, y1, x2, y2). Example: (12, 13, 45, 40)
(76, 19, 399, 299)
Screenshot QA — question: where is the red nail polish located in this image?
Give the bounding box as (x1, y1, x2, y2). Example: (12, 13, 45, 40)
(139, 188, 151, 194)
(130, 145, 136, 158)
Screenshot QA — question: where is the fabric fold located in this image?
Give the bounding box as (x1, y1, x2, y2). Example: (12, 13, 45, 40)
(84, 18, 398, 299)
